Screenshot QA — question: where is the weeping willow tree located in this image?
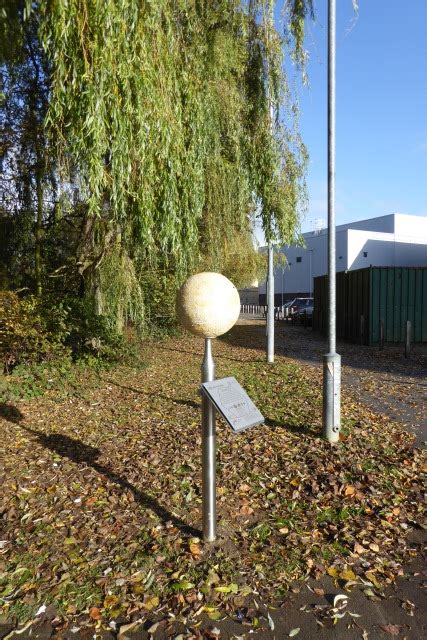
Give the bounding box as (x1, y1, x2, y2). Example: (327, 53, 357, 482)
(2, 0, 313, 333)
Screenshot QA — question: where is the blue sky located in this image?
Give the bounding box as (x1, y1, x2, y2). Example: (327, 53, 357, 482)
(278, 0, 427, 235)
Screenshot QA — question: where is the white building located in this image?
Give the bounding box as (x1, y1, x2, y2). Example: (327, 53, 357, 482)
(259, 213, 427, 304)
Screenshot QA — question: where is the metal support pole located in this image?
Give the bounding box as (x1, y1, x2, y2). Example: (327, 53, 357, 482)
(267, 242, 274, 363)
(281, 267, 284, 309)
(201, 338, 216, 542)
(322, 0, 341, 443)
(405, 320, 411, 358)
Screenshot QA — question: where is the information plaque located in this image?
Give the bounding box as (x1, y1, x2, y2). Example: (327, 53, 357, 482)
(201, 376, 264, 433)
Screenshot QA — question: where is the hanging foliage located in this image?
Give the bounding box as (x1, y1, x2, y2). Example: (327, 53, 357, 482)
(1, 0, 313, 345)
(36, 0, 311, 264)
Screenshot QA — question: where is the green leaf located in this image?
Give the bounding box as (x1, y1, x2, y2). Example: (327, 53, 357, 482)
(171, 580, 195, 592)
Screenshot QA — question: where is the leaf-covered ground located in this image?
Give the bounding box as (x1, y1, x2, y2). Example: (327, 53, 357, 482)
(0, 323, 425, 638)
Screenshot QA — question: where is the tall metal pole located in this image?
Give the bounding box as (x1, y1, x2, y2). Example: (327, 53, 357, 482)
(201, 338, 216, 541)
(322, 0, 341, 442)
(282, 267, 284, 307)
(265, 21, 275, 364)
(267, 242, 275, 362)
(264, 7, 275, 364)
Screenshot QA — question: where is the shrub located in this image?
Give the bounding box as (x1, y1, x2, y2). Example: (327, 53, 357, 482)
(0, 291, 70, 373)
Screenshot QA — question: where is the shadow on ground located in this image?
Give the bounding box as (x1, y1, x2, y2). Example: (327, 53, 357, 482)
(19, 425, 201, 538)
(264, 417, 317, 437)
(0, 402, 24, 423)
(156, 343, 265, 364)
(220, 318, 427, 378)
(104, 378, 200, 410)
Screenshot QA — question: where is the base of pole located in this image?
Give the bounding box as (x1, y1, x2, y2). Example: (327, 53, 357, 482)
(322, 352, 341, 443)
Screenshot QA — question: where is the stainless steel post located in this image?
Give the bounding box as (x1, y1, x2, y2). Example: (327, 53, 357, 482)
(201, 338, 216, 542)
(267, 242, 274, 363)
(281, 267, 284, 309)
(322, 0, 341, 443)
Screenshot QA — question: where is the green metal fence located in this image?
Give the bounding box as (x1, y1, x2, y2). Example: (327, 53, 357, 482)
(313, 267, 427, 344)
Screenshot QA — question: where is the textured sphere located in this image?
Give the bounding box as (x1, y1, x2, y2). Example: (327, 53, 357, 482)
(176, 272, 240, 338)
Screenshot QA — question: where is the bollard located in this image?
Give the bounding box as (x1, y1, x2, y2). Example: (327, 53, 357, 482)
(405, 320, 411, 358)
(379, 318, 384, 350)
(360, 315, 364, 345)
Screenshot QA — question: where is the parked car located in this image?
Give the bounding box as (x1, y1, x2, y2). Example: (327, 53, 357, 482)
(289, 297, 314, 321)
(295, 303, 314, 325)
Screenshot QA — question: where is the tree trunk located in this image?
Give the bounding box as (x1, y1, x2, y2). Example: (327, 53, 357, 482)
(35, 166, 43, 296)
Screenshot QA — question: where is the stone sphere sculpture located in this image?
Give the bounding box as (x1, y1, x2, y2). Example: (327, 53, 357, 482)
(176, 272, 240, 338)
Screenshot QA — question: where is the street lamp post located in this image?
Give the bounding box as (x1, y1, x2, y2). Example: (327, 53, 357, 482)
(266, 242, 274, 363)
(322, 0, 341, 443)
(281, 266, 284, 308)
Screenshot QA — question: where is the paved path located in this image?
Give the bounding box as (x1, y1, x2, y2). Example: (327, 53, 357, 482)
(238, 316, 427, 445)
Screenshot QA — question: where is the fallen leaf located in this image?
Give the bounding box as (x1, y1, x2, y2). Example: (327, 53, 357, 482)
(267, 613, 275, 630)
(333, 594, 348, 608)
(208, 610, 223, 621)
(379, 624, 402, 635)
(143, 596, 159, 610)
(239, 505, 254, 516)
(118, 619, 143, 638)
(104, 595, 120, 609)
(89, 607, 102, 620)
(340, 568, 356, 581)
